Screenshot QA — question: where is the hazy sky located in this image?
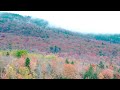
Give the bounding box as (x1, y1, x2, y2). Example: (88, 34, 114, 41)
(1, 11, 120, 34)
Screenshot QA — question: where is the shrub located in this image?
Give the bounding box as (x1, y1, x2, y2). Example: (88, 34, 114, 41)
(14, 50, 28, 58)
(83, 65, 98, 79)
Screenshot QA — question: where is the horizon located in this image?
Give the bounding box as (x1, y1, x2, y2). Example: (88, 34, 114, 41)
(1, 11, 120, 34)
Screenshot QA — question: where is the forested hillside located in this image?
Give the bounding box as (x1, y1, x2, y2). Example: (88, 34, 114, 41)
(0, 12, 120, 79)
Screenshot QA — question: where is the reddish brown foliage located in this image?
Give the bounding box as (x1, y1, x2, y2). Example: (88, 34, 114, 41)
(101, 69, 114, 79)
(63, 64, 77, 79)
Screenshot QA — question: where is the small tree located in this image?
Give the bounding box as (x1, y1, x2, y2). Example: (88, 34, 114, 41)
(6, 52, 10, 56)
(8, 43, 12, 51)
(83, 65, 98, 79)
(25, 57, 30, 68)
(98, 61, 104, 69)
(102, 42, 105, 45)
(118, 68, 120, 73)
(50, 46, 61, 53)
(35, 60, 42, 79)
(71, 61, 74, 64)
(65, 58, 69, 64)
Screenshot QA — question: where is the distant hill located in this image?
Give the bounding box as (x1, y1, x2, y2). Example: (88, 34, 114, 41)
(0, 12, 79, 37)
(1, 12, 120, 43)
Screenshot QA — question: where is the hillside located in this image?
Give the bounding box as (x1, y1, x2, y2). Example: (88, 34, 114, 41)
(1, 12, 120, 79)
(0, 12, 120, 64)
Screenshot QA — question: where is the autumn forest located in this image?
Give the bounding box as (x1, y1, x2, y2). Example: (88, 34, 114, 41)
(0, 12, 120, 79)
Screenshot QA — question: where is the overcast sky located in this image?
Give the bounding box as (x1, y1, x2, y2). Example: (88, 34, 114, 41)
(1, 11, 120, 34)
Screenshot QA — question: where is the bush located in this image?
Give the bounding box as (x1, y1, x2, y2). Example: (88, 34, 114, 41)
(14, 50, 28, 58)
(83, 65, 98, 79)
